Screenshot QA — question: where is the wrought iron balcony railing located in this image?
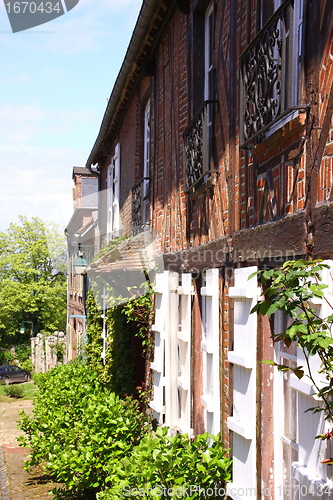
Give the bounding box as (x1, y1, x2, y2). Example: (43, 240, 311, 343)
(132, 177, 150, 235)
(240, 0, 303, 145)
(183, 100, 218, 192)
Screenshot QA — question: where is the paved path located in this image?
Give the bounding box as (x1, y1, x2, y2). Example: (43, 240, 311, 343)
(0, 400, 57, 500)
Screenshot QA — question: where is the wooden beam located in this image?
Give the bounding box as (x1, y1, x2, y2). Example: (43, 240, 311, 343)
(314, 202, 333, 257)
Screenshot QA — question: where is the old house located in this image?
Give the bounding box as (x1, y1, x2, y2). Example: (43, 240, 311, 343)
(85, 0, 333, 498)
(65, 167, 98, 360)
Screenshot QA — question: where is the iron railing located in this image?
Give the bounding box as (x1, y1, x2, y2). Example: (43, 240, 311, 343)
(183, 100, 218, 191)
(132, 177, 150, 235)
(240, 0, 299, 144)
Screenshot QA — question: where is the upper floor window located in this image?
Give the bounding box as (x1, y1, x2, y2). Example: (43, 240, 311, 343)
(240, 0, 304, 145)
(184, 1, 217, 192)
(132, 100, 150, 234)
(106, 143, 120, 241)
(204, 2, 214, 102)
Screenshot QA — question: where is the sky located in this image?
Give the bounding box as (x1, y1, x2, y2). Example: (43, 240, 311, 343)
(0, 0, 143, 232)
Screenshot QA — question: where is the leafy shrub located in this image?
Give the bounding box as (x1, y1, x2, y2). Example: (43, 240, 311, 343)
(19, 361, 149, 495)
(4, 384, 24, 398)
(15, 344, 31, 364)
(97, 428, 231, 499)
(0, 349, 14, 365)
(20, 358, 33, 373)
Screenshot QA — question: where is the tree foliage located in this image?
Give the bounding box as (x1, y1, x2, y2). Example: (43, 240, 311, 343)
(0, 216, 67, 343)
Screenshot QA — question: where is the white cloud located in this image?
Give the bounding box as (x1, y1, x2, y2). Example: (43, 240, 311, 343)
(0, 145, 76, 231)
(0, 0, 142, 54)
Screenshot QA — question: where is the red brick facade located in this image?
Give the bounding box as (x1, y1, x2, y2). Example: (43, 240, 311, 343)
(86, 1, 333, 498)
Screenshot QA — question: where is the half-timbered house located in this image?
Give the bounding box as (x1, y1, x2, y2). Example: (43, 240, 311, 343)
(85, 1, 333, 498)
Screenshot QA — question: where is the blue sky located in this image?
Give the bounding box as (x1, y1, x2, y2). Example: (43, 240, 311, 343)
(0, 0, 142, 231)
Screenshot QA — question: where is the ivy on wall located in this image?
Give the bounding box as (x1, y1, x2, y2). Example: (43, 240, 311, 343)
(85, 280, 154, 396)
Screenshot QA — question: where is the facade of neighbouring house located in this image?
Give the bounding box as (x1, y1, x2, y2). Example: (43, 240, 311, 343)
(65, 167, 98, 360)
(85, 1, 333, 498)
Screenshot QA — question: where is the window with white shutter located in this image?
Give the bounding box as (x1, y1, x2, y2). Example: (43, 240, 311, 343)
(201, 268, 220, 436)
(227, 266, 261, 500)
(150, 271, 171, 424)
(106, 143, 120, 242)
(274, 261, 333, 500)
(150, 271, 193, 434)
(174, 273, 193, 435)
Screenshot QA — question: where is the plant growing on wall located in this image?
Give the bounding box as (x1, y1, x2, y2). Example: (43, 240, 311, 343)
(250, 260, 333, 444)
(85, 282, 154, 396)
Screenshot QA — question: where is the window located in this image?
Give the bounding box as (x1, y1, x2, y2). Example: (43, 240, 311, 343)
(259, 0, 281, 28)
(184, 1, 217, 191)
(106, 143, 120, 241)
(204, 2, 214, 102)
(132, 101, 150, 234)
(143, 100, 150, 225)
(241, 0, 305, 144)
(273, 263, 333, 499)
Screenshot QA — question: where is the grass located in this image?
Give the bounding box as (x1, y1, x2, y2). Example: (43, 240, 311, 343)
(0, 380, 38, 402)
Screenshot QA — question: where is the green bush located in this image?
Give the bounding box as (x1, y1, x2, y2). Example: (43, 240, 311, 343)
(19, 361, 149, 495)
(20, 358, 33, 373)
(97, 428, 231, 499)
(0, 349, 14, 365)
(4, 384, 24, 398)
(15, 344, 31, 364)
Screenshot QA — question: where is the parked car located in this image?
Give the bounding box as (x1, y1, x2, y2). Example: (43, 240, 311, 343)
(0, 365, 30, 384)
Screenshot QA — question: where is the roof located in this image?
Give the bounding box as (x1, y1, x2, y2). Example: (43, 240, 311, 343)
(72, 166, 99, 179)
(87, 231, 163, 274)
(65, 207, 98, 238)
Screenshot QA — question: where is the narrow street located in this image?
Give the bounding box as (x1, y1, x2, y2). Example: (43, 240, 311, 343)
(0, 400, 56, 500)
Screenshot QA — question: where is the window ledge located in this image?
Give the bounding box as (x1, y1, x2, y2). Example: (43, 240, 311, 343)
(292, 462, 332, 494)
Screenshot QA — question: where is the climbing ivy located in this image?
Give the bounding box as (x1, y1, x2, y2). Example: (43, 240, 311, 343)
(85, 279, 154, 396)
(122, 280, 155, 354)
(85, 290, 104, 380)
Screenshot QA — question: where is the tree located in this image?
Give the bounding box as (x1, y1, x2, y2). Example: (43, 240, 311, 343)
(0, 216, 67, 344)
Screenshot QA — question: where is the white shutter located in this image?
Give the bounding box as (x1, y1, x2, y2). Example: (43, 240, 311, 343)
(113, 143, 120, 236)
(150, 272, 170, 423)
(227, 266, 261, 500)
(150, 271, 179, 427)
(201, 268, 220, 435)
(106, 143, 120, 242)
(290, 260, 333, 498)
(174, 273, 193, 435)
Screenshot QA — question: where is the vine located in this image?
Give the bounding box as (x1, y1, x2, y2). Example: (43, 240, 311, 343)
(122, 280, 155, 354)
(250, 259, 333, 456)
(85, 278, 154, 397)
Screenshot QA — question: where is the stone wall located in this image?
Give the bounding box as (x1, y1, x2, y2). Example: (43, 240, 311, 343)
(31, 331, 66, 373)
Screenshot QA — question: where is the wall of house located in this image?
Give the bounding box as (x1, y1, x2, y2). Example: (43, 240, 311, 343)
(89, 1, 333, 498)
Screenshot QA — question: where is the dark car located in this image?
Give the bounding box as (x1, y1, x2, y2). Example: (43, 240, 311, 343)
(0, 365, 30, 385)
